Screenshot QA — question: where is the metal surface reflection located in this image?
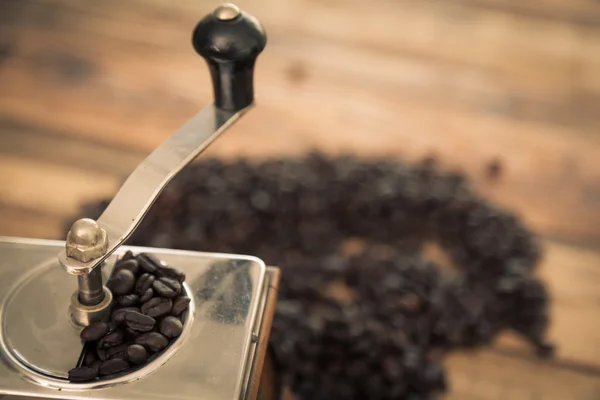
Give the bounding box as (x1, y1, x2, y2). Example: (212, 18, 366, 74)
(0, 237, 267, 400)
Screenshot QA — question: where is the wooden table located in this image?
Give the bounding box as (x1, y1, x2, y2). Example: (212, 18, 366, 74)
(1, 0, 599, 398)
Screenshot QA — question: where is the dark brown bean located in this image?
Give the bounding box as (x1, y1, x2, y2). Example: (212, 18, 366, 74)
(98, 358, 129, 376)
(107, 269, 136, 295)
(80, 322, 109, 342)
(140, 287, 154, 303)
(111, 307, 140, 324)
(98, 330, 125, 348)
(156, 265, 186, 283)
(126, 344, 148, 364)
(141, 297, 172, 318)
(152, 277, 181, 298)
(107, 343, 130, 360)
(116, 294, 140, 307)
(134, 332, 169, 352)
(113, 259, 140, 276)
(68, 366, 98, 382)
(171, 296, 191, 316)
(119, 250, 135, 262)
(125, 311, 156, 332)
(89, 359, 102, 373)
(83, 349, 97, 366)
(135, 273, 155, 295)
(159, 316, 183, 338)
(71, 153, 554, 399)
(137, 253, 160, 274)
(96, 345, 107, 361)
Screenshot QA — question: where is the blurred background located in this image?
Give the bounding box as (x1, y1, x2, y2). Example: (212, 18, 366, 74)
(0, 0, 599, 398)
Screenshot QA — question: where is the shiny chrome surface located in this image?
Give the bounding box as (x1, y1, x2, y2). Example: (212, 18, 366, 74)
(58, 104, 249, 276)
(214, 3, 241, 20)
(69, 286, 113, 328)
(0, 237, 267, 400)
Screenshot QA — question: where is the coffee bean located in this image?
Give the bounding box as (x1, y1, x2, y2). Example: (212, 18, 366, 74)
(90, 359, 102, 373)
(135, 273, 155, 295)
(171, 296, 191, 316)
(68, 154, 552, 398)
(112, 307, 140, 324)
(140, 287, 154, 303)
(120, 250, 135, 262)
(107, 269, 136, 295)
(152, 277, 181, 298)
(83, 349, 97, 366)
(99, 358, 130, 376)
(68, 366, 98, 382)
(134, 332, 169, 352)
(80, 322, 109, 342)
(96, 345, 107, 361)
(125, 311, 156, 332)
(98, 330, 125, 348)
(127, 344, 148, 364)
(159, 316, 183, 338)
(106, 343, 129, 360)
(116, 294, 140, 307)
(113, 259, 140, 276)
(141, 297, 172, 318)
(137, 253, 160, 274)
(156, 265, 186, 283)
(124, 327, 139, 340)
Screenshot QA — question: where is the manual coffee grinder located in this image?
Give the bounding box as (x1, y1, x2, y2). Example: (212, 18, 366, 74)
(0, 4, 288, 400)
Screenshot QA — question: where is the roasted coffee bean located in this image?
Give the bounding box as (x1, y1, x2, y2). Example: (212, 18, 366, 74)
(90, 359, 102, 373)
(125, 311, 156, 332)
(68, 153, 553, 398)
(107, 343, 130, 360)
(83, 349, 97, 366)
(98, 330, 124, 348)
(141, 297, 172, 318)
(159, 316, 183, 338)
(124, 327, 139, 340)
(96, 346, 107, 361)
(99, 358, 129, 376)
(112, 307, 140, 324)
(152, 277, 181, 298)
(127, 344, 148, 364)
(137, 253, 160, 274)
(120, 250, 135, 262)
(140, 287, 154, 303)
(68, 366, 98, 382)
(135, 273, 156, 295)
(134, 332, 169, 352)
(156, 265, 186, 283)
(80, 322, 109, 342)
(107, 269, 136, 295)
(116, 294, 140, 307)
(107, 320, 119, 332)
(113, 259, 140, 276)
(171, 296, 191, 316)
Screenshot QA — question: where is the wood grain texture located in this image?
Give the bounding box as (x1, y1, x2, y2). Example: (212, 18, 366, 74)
(0, 0, 599, 398)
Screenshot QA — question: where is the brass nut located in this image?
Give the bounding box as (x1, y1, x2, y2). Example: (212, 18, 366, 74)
(65, 218, 109, 262)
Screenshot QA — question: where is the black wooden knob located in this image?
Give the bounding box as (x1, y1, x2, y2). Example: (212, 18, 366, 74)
(192, 3, 267, 112)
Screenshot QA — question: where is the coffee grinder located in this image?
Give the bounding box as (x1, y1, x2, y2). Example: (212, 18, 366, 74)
(0, 3, 288, 399)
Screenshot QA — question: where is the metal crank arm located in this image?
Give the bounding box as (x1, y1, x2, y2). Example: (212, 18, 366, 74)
(57, 3, 267, 322)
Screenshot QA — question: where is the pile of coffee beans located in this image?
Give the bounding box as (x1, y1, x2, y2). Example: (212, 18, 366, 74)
(67, 153, 553, 398)
(67, 251, 190, 382)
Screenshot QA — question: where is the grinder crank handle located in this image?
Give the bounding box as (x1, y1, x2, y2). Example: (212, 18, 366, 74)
(58, 3, 267, 278)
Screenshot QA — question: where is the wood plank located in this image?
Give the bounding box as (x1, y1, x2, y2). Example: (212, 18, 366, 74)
(493, 240, 600, 369)
(444, 350, 600, 400)
(1, 30, 599, 245)
(0, 155, 119, 218)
